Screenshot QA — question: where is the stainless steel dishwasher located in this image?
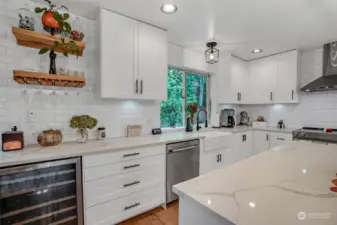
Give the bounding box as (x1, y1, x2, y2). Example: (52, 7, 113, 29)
(166, 139, 200, 203)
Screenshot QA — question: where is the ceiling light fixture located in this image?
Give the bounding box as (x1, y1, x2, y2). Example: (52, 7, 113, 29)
(252, 48, 263, 54)
(205, 42, 219, 64)
(160, 4, 178, 14)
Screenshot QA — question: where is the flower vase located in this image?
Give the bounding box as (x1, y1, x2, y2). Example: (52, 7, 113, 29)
(76, 128, 88, 143)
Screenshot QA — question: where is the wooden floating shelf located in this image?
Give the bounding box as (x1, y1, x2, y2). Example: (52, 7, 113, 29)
(13, 70, 86, 88)
(12, 27, 86, 56)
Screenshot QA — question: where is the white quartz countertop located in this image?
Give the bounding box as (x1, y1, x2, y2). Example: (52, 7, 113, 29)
(173, 142, 337, 225)
(0, 126, 295, 168)
(0, 130, 233, 168)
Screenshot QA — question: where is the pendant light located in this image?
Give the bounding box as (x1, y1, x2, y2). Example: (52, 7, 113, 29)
(205, 42, 219, 64)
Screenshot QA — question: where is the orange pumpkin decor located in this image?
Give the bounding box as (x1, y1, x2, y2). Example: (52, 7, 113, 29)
(42, 11, 59, 29)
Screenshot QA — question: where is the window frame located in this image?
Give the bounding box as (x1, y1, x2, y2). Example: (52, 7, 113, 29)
(161, 66, 210, 130)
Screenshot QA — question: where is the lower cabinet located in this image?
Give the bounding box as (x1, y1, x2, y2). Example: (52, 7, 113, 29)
(253, 131, 270, 154)
(200, 132, 253, 175)
(83, 145, 166, 225)
(253, 131, 293, 153)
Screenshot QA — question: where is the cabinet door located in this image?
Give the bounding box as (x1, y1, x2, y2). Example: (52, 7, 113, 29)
(253, 131, 270, 154)
(249, 57, 277, 104)
(138, 23, 167, 101)
(200, 150, 222, 175)
(230, 56, 249, 103)
(100, 9, 137, 99)
(275, 50, 298, 103)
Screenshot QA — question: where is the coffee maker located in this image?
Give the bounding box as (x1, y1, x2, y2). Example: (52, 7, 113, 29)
(220, 109, 236, 128)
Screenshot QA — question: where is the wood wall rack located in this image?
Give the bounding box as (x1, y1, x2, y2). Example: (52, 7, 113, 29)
(13, 70, 86, 88)
(12, 27, 86, 56)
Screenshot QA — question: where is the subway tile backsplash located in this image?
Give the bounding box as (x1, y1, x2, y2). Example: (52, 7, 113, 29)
(0, 0, 160, 145)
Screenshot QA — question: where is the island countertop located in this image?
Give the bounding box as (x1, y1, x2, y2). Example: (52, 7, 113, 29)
(173, 142, 337, 225)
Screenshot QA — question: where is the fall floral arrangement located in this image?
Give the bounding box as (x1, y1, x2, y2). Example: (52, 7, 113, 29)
(35, 0, 82, 57)
(186, 102, 198, 123)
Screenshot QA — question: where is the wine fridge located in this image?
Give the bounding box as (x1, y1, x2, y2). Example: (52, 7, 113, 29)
(0, 158, 83, 225)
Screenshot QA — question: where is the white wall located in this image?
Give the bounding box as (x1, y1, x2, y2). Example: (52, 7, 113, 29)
(0, 0, 160, 144)
(239, 48, 337, 128)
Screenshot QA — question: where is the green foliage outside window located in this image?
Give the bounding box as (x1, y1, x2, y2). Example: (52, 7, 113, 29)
(160, 68, 207, 128)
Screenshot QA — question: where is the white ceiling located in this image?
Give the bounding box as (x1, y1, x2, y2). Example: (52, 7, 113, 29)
(34, 0, 337, 60)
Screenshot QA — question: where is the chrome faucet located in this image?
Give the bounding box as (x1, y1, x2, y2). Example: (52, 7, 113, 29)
(196, 108, 208, 131)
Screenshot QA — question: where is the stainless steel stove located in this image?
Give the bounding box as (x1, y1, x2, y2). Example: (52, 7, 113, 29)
(293, 127, 337, 144)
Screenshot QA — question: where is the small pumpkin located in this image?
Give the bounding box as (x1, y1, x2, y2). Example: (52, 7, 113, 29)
(42, 11, 59, 29)
(37, 129, 63, 147)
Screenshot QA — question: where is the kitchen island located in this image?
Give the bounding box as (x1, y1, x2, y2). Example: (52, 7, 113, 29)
(173, 142, 337, 225)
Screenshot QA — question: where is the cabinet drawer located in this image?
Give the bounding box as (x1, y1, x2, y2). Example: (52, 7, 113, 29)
(85, 166, 165, 208)
(84, 154, 165, 181)
(83, 145, 165, 168)
(204, 135, 233, 152)
(86, 184, 165, 225)
(270, 133, 292, 147)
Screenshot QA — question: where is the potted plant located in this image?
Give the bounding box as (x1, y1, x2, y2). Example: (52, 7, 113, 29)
(70, 115, 97, 143)
(186, 102, 198, 124)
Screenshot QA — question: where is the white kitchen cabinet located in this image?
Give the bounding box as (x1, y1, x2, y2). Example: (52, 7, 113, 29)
(253, 131, 270, 154)
(99, 8, 167, 100)
(100, 9, 137, 99)
(236, 131, 254, 159)
(248, 57, 278, 104)
(138, 23, 167, 100)
(275, 50, 299, 103)
(83, 144, 166, 225)
(218, 56, 248, 104)
(217, 51, 299, 104)
(270, 132, 293, 148)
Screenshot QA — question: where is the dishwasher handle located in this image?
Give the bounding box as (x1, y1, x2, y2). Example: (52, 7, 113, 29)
(168, 145, 199, 153)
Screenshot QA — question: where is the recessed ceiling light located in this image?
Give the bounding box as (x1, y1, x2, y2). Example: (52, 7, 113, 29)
(252, 48, 263, 53)
(161, 4, 178, 14)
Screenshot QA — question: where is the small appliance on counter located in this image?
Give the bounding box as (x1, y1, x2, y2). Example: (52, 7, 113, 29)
(277, 120, 286, 129)
(97, 127, 106, 140)
(238, 111, 250, 126)
(2, 126, 24, 151)
(220, 108, 236, 128)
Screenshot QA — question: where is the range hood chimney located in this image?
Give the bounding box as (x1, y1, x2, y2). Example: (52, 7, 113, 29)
(301, 42, 337, 92)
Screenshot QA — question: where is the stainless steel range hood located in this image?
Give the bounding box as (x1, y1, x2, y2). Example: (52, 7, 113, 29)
(301, 42, 337, 92)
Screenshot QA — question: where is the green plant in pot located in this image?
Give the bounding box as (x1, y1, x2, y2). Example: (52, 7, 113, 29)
(70, 115, 97, 143)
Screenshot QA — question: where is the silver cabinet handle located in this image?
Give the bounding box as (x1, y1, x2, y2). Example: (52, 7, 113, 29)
(124, 164, 140, 170)
(266, 134, 269, 141)
(123, 153, 140, 158)
(292, 90, 294, 100)
(219, 154, 222, 162)
(135, 79, 139, 94)
(140, 80, 143, 94)
(124, 202, 140, 211)
(123, 181, 140, 188)
(270, 92, 273, 101)
(239, 92, 242, 101)
(277, 138, 285, 141)
(237, 92, 240, 101)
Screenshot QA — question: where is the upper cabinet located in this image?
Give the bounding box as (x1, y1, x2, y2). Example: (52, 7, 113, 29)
(99, 8, 168, 100)
(217, 50, 299, 104)
(274, 50, 299, 103)
(248, 56, 278, 104)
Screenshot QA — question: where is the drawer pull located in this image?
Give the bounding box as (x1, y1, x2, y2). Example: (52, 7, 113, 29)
(124, 164, 140, 170)
(123, 181, 140, 188)
(123, 153, 140, 157)
(124, 202, 140, 211)
(277, 138, 285, 141)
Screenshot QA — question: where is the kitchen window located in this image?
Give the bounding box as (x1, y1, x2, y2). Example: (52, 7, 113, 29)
(160, 68, 209, 128)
